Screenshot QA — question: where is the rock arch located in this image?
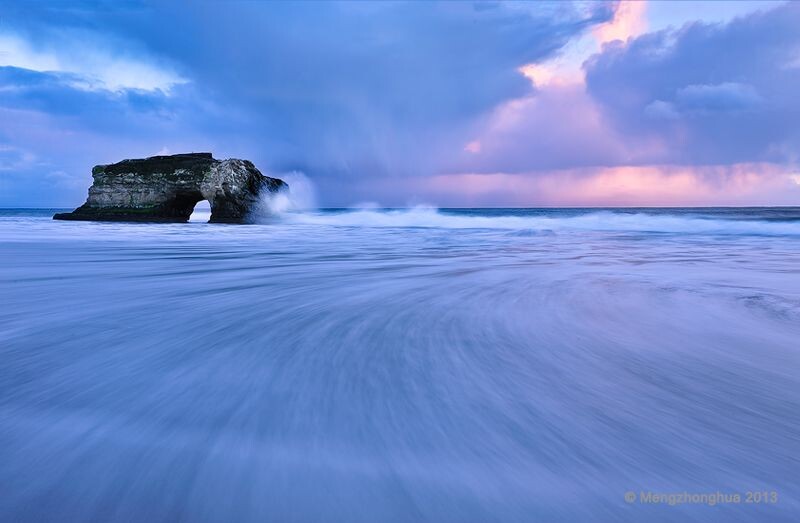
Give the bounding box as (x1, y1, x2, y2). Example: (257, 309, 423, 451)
(54, 153, 287, 223)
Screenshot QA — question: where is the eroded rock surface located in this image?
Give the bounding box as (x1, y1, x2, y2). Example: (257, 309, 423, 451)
(53, 153, 287, 223)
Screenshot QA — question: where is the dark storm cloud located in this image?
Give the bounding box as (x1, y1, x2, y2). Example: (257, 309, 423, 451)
(102, 1, 612, 179)
(0, 1, 612, 205)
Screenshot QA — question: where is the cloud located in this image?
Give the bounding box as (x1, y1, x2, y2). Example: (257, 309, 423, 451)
(593, 0, 648, 44)
(1, 1, 798, 207)
(428, 2, 799, 207)
(0, 72, 225, 206)
(447, 82, 632, 174)
(517, 0, 648, 90)
(450, 0, 659, 177)
(644, 82, 763, 120)
(0, 31, 185, 93)
(643, 99, 680, 120)
(0, 1, 614, 205)
(584, 2, 800, 165)
(0, 66, 174, 118)
(674, 82, 762, 112)
(0, 144, 37, 172)
(413, 163, 800, 207)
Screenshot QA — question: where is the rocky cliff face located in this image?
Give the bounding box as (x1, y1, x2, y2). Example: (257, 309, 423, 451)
(53, 153, 287, 223)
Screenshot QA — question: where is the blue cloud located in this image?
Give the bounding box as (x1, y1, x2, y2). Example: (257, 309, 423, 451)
(675, 82, 762, 112)
(0, 1, 611, 205)
(585, 2, 800, 165)
(0, 66, 173, 117)
(644, 82, 763, 122)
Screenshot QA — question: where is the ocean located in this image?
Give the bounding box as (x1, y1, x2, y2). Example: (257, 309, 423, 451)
(1, 206, 799, 522)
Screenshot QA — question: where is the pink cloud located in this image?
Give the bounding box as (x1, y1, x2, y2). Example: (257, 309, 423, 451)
(463, 140, 481, 154)
(454, 82, 644, 174)
(457, 2, 661, 176)
(420, 164, 800, 207)
(593, 1, 648, 45)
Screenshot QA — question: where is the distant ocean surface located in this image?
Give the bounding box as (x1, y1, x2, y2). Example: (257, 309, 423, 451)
(1, 207, 799, 522)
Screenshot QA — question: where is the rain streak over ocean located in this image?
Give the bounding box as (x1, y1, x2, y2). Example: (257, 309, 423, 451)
(1, 199, 799, 521)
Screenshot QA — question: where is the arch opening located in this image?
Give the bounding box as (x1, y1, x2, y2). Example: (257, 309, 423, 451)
(164, 190, 204, 222)
(189, 199, 212, 222)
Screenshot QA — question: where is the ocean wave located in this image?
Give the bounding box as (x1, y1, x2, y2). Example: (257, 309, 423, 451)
(275, 207, 800, 235)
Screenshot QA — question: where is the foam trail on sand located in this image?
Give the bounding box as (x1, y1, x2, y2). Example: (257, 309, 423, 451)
(1, 207, 799, 522)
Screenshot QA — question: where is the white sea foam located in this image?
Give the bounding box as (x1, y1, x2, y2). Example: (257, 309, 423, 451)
(250, 173, 799, 235)
(258, 171, 317, 215)
(279, 206, 800, 235)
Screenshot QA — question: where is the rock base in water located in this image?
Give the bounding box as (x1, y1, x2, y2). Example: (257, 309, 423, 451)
(54, 153, 287, 223)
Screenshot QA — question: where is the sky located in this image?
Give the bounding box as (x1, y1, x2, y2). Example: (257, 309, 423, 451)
(1, 0, 799, 207)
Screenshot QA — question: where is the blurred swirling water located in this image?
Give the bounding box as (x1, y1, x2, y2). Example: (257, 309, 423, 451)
(1, 207, 799, 522)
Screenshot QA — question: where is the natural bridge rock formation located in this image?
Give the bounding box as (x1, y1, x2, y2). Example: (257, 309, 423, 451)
(53, 153, 287, 223)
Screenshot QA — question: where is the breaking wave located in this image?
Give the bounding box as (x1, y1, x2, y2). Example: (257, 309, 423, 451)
(259, 171, 318, 214)
(277, 206, 800, 236)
